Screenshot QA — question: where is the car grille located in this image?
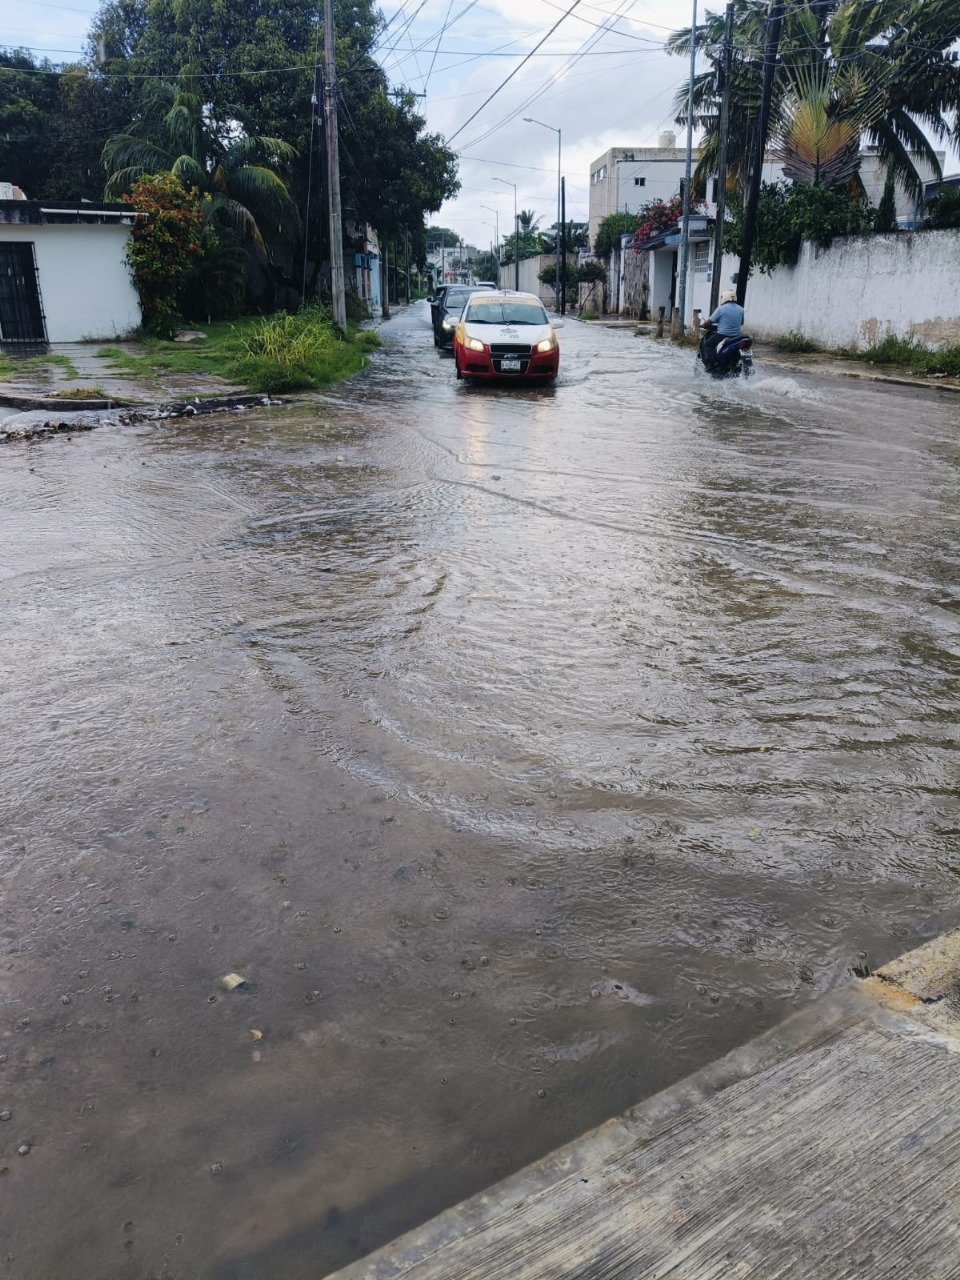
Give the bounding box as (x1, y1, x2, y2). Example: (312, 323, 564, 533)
(489, 342, 532, 374)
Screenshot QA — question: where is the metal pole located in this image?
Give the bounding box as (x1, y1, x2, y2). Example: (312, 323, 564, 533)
(737, 0, 785, 305)
(322, 0, 347, 330)
(710, 1, 735, 313)
(514, 192, 519, 292)
(560, 176, 567, 316)
(404, 228, 410, 304)
(381, 242, 389, 319)
(677, 0, 697, 336)
(556, 129, 562, 312)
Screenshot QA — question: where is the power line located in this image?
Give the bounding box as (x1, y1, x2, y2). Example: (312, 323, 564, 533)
(446, 0, 585, 143)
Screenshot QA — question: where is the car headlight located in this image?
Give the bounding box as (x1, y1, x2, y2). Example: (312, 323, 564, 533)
(442, 317, 456, 330)
(536, 335, 557, 353)
(466, 337, 485, 352)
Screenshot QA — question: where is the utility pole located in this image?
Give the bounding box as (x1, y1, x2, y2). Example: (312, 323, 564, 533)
(322, 0, 347, 330)
(559, 177, 567, 316)
(677, 0, 698, 336)
(709, 1, 735, 313)
(381, 242, 389, 319)
(737, 0, 784, 306)
(404, 229, 410, 304)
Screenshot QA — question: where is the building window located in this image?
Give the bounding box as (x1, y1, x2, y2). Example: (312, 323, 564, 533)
(693, 240, 710, 274)
(634, 177, 645, 187)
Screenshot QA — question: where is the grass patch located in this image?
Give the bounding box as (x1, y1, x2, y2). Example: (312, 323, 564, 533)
(856, 334, 960, 377)
(773, 330, 819, 353)
(0, 351, 78, 380)
(53, 386, 110, 400)
(96, 309, 380, 393)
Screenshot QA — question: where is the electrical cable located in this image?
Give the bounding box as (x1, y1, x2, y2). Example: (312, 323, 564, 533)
(446, 0, 585, 143)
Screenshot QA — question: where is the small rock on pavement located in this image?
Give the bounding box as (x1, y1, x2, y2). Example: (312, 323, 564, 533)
(210, 1161, 224, 1175)
(17, 1143, 31, 1156)
(220, 973, 248, 992)
(0, 1110, 11, 1122)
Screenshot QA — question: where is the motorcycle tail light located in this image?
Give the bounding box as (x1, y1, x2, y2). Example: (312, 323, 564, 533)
(740, 338, 753, 349)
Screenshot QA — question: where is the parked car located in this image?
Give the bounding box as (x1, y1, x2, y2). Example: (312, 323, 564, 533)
(453, 291, 562, 382)
(434, 282, 496, 348)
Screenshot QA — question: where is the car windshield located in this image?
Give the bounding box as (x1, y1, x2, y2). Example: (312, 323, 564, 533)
(443, 292, 472, 310)
(465, 301, 548, 325)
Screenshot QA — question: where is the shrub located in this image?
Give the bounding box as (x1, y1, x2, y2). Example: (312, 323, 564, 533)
(725, 181, 874, 275)
(856, 334, 960, 377)
(774, 330, 819, 353)
(230, 306, 378, 392)
(594, 211, 639, 259)
(925, 187, 960, 230)
(123, 173, 206, 337)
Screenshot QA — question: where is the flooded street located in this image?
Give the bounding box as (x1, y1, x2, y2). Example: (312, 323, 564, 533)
(1, 304, 959, 1277)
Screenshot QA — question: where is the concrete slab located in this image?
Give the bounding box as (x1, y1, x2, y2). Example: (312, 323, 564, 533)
(330, 931, 960, 1279)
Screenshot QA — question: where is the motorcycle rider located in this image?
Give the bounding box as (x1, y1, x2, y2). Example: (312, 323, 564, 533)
(703, 289, 744, 370)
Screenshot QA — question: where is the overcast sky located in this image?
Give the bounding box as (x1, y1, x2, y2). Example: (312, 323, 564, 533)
(3, 0, 955, 248)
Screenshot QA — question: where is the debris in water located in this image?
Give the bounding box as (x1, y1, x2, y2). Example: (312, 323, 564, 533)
(220, 973, 248, 992)
(17, 1143, 31, 1156)
(210, 1161, 224, 1175)
(248, 1029, 263, 1042)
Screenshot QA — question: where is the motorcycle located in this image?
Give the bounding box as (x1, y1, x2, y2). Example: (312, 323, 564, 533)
(697, 320, 754, 379)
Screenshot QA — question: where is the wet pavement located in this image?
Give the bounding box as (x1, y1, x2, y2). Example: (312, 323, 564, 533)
(1, 302, 958, 1278)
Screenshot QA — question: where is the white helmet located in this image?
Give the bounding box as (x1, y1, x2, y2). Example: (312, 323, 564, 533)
(720, 289, 737, 304)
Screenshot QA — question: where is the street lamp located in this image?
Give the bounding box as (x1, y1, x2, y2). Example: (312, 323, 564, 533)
(494, 176, 519, 291)
(480, 204, 499, 266)
(524, 117, 562, 312)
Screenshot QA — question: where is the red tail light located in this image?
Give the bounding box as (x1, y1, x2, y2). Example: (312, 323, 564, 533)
(739, 338, 753, 350)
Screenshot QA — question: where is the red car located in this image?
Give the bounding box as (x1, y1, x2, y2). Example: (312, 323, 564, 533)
(453, 291, 562, 382)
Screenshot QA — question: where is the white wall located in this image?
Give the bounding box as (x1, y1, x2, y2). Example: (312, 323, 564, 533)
(685, 229, 960, 350)
(515, 254, 573, 308)
(1, 222, 142, 342)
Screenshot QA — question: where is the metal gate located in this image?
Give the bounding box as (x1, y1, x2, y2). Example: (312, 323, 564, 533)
(0, 242, 46, 343)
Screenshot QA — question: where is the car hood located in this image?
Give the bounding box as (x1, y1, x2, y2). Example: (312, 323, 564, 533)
(461, 321, 555, 345)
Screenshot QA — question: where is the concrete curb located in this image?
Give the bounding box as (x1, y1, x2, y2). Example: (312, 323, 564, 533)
(328, 927, 960, 1279)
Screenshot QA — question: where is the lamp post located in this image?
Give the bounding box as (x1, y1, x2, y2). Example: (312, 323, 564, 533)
(524, 117, 561, 312)
(495, 176, 518, 291)
(480, 204, 499, 281)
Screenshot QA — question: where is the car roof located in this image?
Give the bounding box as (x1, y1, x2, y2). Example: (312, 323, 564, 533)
(465, 291, 545, 304)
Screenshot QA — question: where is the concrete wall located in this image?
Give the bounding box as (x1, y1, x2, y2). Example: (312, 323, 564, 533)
(0, 221, 141, 342)
(683, 229, 960, 351)
(513, 254, 575, 309)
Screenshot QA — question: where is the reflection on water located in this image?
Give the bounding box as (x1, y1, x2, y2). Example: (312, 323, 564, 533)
(0, 305, 958, 1278)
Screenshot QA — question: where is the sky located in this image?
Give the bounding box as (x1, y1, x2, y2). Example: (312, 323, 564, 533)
(2, 0, 956, 250)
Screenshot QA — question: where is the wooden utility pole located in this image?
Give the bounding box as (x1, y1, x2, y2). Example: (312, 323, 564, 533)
(709, 1, 735, 313)
(736, 0, 784, 306)
(322, 0, 347, 331)
(677, 0, 698, 336)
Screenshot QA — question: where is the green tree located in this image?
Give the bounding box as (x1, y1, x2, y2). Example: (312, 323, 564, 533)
(874, 167, 898, 231)
(103, 68, 299, 259)
(43, 65, 130, 201)
(669, 0, 959, 199)
(0, 48, 58, 198)
(593, 211, 638, 259)
(473, 249, 499, 281)
(89, 0, 458, 288)
(426, 226, 462, 249)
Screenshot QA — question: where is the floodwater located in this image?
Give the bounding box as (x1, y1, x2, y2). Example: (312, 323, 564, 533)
(1, 305, 958, 1277)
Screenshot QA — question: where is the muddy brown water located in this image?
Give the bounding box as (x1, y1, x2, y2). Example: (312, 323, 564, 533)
(1, 305, 958, 1277)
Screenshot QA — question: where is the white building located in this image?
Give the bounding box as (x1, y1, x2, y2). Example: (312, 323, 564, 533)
(588, 132, 786, 247)
(0, 198, 141, 343)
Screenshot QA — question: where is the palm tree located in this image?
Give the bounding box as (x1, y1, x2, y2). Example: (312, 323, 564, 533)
(669, 0, 960, 199)
(103, 69, 298, 258)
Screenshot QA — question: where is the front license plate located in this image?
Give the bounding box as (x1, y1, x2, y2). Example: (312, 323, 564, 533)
(501, 358, 522, 372)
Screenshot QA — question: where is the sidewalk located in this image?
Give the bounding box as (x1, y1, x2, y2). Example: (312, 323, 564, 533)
(330, 930, 960, 1279)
